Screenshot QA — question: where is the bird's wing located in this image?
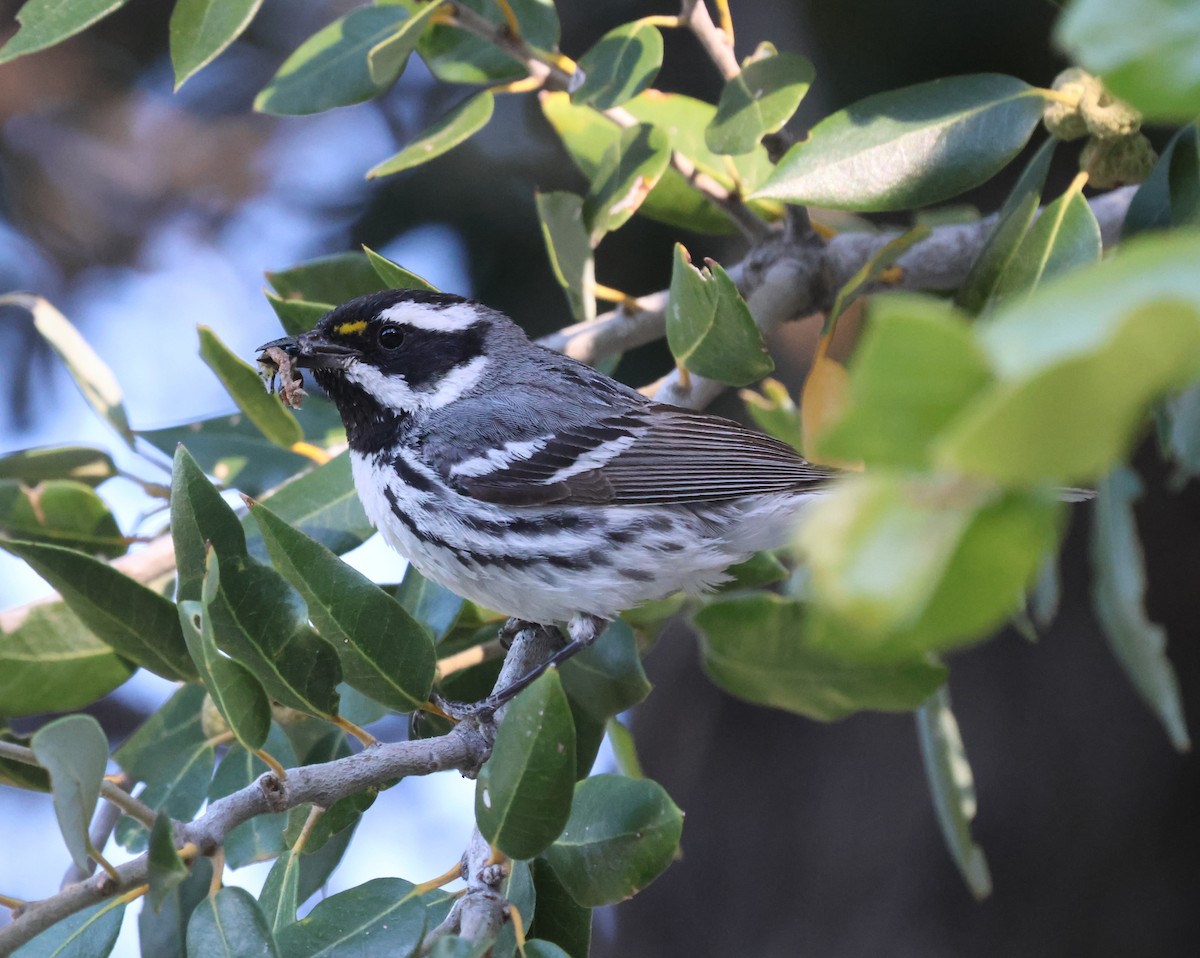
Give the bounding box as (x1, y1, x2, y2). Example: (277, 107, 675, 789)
(442, 405, 835, 506)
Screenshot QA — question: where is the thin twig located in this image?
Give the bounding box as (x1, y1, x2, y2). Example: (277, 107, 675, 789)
(681, 0, 740, 80)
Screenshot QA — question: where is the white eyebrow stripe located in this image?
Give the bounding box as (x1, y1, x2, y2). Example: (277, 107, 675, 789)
(379, 302, 482, 332)
(541, 434, 638, 483)
(449, 438, 550, 478)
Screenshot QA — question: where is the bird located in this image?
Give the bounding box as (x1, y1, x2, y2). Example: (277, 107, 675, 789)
(257, 288, 836, 712)
(257, 288, 1089, 713)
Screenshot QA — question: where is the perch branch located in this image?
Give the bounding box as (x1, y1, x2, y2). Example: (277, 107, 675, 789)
(0, 723, 491, 953)
(542, 186, 1136, 408)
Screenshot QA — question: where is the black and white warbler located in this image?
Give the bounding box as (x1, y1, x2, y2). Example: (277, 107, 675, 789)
(257, 289, 1088, 711)
(258, 288, 833, 709)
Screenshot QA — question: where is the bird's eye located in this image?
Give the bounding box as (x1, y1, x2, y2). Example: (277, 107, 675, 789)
(378, 324, 406, 350)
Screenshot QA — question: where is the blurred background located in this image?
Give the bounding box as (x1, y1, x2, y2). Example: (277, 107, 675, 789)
(0, 0, 1197, 955)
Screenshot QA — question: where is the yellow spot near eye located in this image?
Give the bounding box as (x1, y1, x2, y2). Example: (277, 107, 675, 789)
(335, 320, 369, 336)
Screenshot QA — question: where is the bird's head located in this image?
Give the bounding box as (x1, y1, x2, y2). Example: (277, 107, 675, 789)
(257, 288, 509, 414)
(258, 288, 520, 452)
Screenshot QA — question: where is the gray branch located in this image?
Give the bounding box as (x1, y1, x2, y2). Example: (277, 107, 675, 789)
(541, 186, 1136, 409)
(0, 724, 491, 954)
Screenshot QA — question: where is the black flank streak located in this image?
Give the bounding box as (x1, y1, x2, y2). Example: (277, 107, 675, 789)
(619, 568, 655, 582)
(392, 454, 434, 492)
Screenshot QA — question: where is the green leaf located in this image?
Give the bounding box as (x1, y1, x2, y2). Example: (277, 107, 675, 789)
(915, 687, 992, 900)
(1090, 469, 1190, 751)
(955, 138, 1056, 314)
(536, 192, 595, 323)
(0, 479, 126, 557)
(1123, 125, 1200, 237)
(250, 500, 436, 712)
(265, 292, 332, 339)
(0, 446, 117, 486)
(267, 252, 391, 305)
(115, 685, 208, 781)
(368, 90, 495, 179)
(171, 444, 249, 604)
(180, 600, 272, 751)
(169, 0, 264, 90)
(584, 122, 671, 241)
(816, 295, 993, 468)
(0, 294, 134, 446)
(572, 21, 662, 110)
(695, 593, 947, 720)
(824, 223, 931, 328)
(274, 878, 426, 958)
(198, 325, 303, 449)
(706, 49, 814, 155)
(1055, 0, 1200, 122)
(0, 539, 196, 681)
(140, 415, 311, 499)
(752, 74, 1044, 210)
(541, 91, 735, 235)
(148, 810, 189, 913)
(115, 688, 214, 850)
(529, 859, 592, 958)
(363, 246, 439, 292)
(139, 857, 213, 958)
(209, 725, 297, 868)
(989, 185, 1102, 307)
(798, 475, 1063, 660)
(558, 621, 650, 723)
(0, 603, 136, 719)
(186, 887, 280, 958)
(258, 849, 301, 935)
(416, 0, 559, 84)
(0, 0, 129, 64)
(254, 5, 409, 116)
(31, 714, 109, 873)
(476, 671, 576, 860)
(941, 301, 1200, 485)
(366, 0, 442, 85)
(12, 898, 127, 958)
(494, 861, 536, 958)
(523, 942, 571, 958)
(666, 244, 774, 387)
(202, 550, 342, 719)
(741, 378, 803, 451)
(625, 91, 774, 193)
(245, 451, 374, 558)
(542, 774, 682, 907)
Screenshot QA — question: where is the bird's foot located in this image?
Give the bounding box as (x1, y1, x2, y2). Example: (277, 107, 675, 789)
(432, 615, 607, 722)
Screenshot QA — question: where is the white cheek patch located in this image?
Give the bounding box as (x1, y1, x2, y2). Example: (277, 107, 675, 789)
(343, 355, 488, 411)
(420, 354, 488, 409)
(344, 362, 418, 409)
(449, 437, 549, 478)
(543, 434, 637, 483)
(379, 302, 483, 332)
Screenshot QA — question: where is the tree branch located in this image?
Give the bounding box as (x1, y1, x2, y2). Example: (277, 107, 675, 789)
(542, 186, 1136, 409)
(453, 624, 562, 946)
(0, 723, 491, 953)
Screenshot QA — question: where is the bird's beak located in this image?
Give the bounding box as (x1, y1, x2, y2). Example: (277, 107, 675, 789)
(256, 332, 359, 371)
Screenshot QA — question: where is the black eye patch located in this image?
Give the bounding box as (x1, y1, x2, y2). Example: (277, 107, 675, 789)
(371, 321, 487, 390)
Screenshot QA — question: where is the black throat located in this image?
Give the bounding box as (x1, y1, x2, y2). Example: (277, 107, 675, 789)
(313, 369, 412, 455)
